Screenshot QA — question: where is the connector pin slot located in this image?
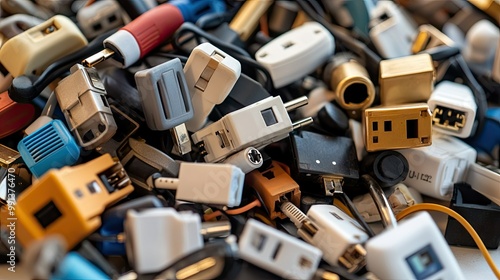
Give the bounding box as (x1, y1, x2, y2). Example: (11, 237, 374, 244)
(432, 106, 465, 131)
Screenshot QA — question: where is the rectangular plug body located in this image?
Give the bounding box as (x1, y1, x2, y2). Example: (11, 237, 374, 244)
(55, 64, 117, 150)
(363, 103, 432, 151)
(427, 81, 477, 138)
(12, 154, 133, 250)
(379, 53, 435, 105)
(245, 160, 301, 219)
(0, 15, 87, 77)
(192, 96, 293, 163)
(238, 219, 322, 280)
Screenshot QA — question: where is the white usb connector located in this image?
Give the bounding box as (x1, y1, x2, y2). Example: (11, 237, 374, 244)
(192, 96, 312, 163)
(184, 43, 241, 132)
(150, 162, 245, 207)
(428, 81, 477, 138)
(280, 202, 368, 273)
(238, 219, 322, 280)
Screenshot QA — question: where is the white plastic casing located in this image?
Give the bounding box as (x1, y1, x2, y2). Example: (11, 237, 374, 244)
(398, 134, 477, 200)
(176, 162, 245, 207)
(463, 20, 499, 77)
(125, 208, 203, 274)
(76, 0, 124, 39)
(349, 119, 367, 161)
(104, 30, 140, 68)
(366, 212, 465, 280)
(192, 96, 293, 163)
(238, 219, 322, 280)
(428, 81, 477, 138)
(184, 43, 241, 132)
(369, 1, 417, 59)
(466, 163, 500, 206)
(306, 205, 368, 266)
(255, 22, 335, 88)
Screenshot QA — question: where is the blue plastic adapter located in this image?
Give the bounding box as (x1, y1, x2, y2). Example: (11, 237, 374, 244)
(18, 119, 80, 178)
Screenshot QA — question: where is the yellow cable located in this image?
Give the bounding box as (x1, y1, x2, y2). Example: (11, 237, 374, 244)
(396, 203, 500, 279)
(333, 199, 354, 218)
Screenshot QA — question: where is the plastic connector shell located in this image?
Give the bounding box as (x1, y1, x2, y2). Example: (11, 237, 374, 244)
(379, 53, 435, 106)
(398, 134, 476, 200)
(125, 208, 203, 274)
(18, 119, 80, 178)
(238, 219, 322, 280)
(175, 162, 245, 207)
(363, 103, 433, 152)
(245, 160, 301, 219)
(369, 1, 417, 59)
(0, 15, 87, 77)
(76, 0, 123, 39)
(256, 22, 335, 88)
(192, 96, 294, 163)
(135, 58, 193, 131)
(184, 43, 241, 132)
(13, 154, 133, 250)
(428, 81, 477, 138)
(55, 64, 117, 150)
(366, 212, 465, 280)
(290, 130, 359, 194)
(306, 204, 368, 270)
(445, 183, 500, 249)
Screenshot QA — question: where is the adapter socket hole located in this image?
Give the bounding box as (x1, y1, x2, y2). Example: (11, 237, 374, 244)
(421, 137, 430, 144)
(314, 29, 321, 34)
(108, 14, 117, 23)
(406, 119, 418, 139)
(93, 23, 102, 31)
(344, 83, 368, 104)
(259, 53, 268, 58)
(372, 122, 378, 131)
(299, 257, 313, 269)
(271, 242, 282, 260)
(262, 171, 275, 180)
(373, 136, 378, 143)
(282, 41, 294, 49)
(252, 233, 267, 251)
(384, 121, 392, 132)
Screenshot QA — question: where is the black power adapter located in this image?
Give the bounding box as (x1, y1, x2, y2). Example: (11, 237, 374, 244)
(290, 130, 359, 196)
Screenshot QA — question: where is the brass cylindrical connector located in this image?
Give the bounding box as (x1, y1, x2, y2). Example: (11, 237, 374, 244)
(330, 59, 375, 111)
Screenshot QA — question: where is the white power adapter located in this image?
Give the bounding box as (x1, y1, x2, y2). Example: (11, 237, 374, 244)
(466, 163, 500, 206)
(366, 211, 465, 280)
(280, 202, 368, 273)
(427, 81, 477, 138)
(151, 162, 245, 207)
(191, 96, 312, 163)
(369, 1, 417, 59)
(238, 219, 322, 280)
(125, 208, 203, 274)
(183, 42, 241, 132)
(255, 22, 335, 89)
(398, 133, 477, 200)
